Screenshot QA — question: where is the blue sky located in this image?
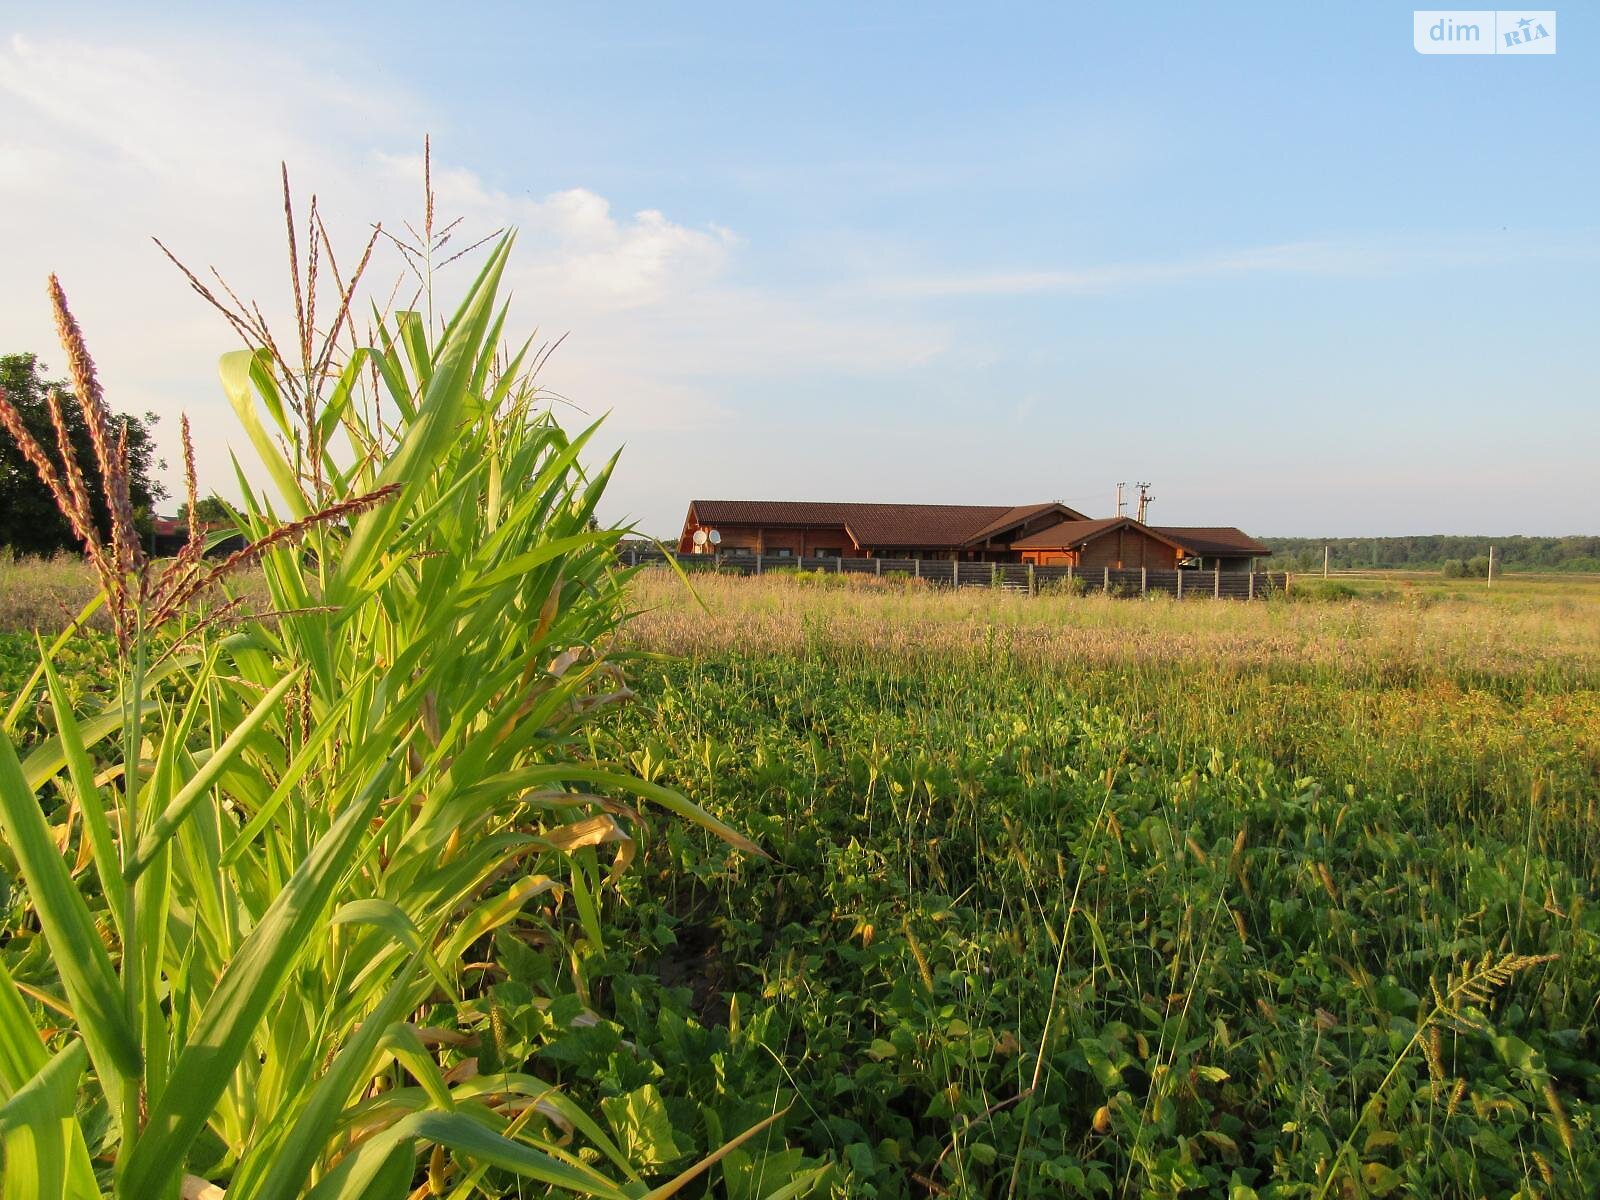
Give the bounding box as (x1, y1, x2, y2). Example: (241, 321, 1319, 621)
(3, 3, 1595, 535)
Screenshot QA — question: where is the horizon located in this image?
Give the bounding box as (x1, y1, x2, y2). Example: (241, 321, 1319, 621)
(3, 2, 1596, 538)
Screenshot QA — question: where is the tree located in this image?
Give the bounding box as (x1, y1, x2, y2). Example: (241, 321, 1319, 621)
(177, 496, 233, 524)
(0, 353, 165, 555)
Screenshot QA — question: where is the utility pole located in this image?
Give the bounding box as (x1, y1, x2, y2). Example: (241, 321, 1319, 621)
(1115, 482, 1127, 518)
(1135, 482, 1153, 524)
(1323, 544, 1329, 578)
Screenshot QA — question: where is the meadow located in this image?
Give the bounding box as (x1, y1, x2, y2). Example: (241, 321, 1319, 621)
(594, 570, 1600, 1196)
(4, 552, 1599, 1196)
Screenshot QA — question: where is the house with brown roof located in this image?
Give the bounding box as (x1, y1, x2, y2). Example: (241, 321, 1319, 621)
(678, 500, 1270, 570)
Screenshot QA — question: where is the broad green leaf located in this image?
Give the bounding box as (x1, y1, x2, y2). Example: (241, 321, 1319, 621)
(124, 667, 303, 880)
(601, 1084, 683, 1169)
(535, 766, 767, 858)
(0, 1039, 90, 1200)
(233, 947, 429, 1200)
(42, 659, 125, 942)
(117, 755, 400, 1200)
(330, 899, 460, 1003)
(301, 1110, 632, 1200)
(220, 349, 310, 519)
(1, 591, 105, 736)
(641, 1109, 793, 1200)
(0, 734, 141, 1085)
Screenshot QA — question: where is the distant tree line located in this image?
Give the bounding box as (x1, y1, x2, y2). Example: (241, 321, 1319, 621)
(1, 353, 165, 556)
(1262, 536, 1600, 575)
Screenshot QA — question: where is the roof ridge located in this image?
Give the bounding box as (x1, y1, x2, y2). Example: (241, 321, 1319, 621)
(692, 498, 1036, 510)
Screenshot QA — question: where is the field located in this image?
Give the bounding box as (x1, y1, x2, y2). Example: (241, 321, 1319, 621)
(600, 570, 1600, 1196)
(3, 557, 1598, 1195)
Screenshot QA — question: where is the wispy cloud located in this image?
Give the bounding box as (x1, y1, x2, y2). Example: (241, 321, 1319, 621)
(872, 235, 1600, 298)
(373, 154, 739, 311)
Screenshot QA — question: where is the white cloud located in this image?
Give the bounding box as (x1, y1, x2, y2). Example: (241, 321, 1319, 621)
(0, 29, 950, 519)
(372, 154, 738, 310)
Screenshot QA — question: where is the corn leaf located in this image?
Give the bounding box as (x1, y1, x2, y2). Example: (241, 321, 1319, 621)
(0, 734, 141, 1084)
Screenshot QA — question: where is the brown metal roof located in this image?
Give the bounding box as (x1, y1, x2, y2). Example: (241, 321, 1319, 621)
(1150, 526, 1271, 557)
(1010, 516, 1185, 551)
(687, 499, 1086, 550)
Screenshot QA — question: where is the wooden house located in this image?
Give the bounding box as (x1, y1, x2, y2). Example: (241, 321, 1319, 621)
(678, 499, 1270, 570)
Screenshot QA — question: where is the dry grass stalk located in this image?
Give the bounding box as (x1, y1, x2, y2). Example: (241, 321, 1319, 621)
(311, 211, 381, 382)
(180, 415, 203, 564)
(48, 273, 143, 584)
(0, 279, 146, 649)
(0, 387, 121, 617)
(155, 167, 385, 505)
(282, 162, 308, 384)
(381, 136, 504, 295)
(41, 390, 104, 562)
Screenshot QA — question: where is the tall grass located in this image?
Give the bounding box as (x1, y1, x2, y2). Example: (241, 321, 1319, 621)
(0, 181, 791, 1196)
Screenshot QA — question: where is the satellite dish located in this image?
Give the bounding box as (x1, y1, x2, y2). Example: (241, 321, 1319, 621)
(708, 529, 722, 546)
(692, 529, 708, 547)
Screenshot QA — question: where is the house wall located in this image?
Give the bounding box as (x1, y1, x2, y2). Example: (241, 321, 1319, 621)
(680, 523, 859, 556)
(1018, 549, 1077, 566)
(1018, 527, 1179, 569)
(758, 526, 855, 556)
(1076, 527, 1179, 570)
(872, 548, 957, 560)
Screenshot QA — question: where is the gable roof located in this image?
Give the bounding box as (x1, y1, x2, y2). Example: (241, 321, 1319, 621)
(1010, 516, 1186, 552)
(965, 502, 1086, 545)
(1150, 526, 1271, 557)
(686, 499, 1087, 550)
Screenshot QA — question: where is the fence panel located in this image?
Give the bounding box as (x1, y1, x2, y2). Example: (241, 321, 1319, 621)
(618, 551, 1286, 600)
(1145, 569, 1179, 595)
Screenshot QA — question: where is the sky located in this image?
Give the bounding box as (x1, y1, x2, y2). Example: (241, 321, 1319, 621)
(2, 2, 1596, 537)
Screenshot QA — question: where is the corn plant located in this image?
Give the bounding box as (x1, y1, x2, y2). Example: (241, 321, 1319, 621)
(0, 201, 793, 1197)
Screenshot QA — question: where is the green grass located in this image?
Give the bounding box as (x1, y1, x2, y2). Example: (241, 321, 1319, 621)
(587, 571, 1600, 1197)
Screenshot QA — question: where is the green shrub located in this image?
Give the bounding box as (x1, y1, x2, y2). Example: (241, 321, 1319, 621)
(1038, 574, 1089, 597)
(1288, 577, 1361, 602)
